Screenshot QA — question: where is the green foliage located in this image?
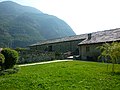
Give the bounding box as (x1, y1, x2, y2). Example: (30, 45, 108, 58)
(0, 1, 75, 48)
(98, 42, 120, 72)
(1, 48, 19, 69)
(0, 53, 5, 64)
(0, 61, 120, 89)
(15, 47, 27, 52)
(0, 53, 5, 70)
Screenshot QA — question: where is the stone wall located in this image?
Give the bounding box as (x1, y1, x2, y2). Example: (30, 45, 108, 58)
(79, 44, 101, 61)
(29, 39, 83, 55)
(17, 50, 64, 64)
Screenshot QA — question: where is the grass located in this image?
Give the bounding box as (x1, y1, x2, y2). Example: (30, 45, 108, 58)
(0, 60, 120, 90)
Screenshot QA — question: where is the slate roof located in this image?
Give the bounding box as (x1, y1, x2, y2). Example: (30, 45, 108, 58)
(78, 28, 120, 45)
(29, 34, 87, 47)
(29, 28, 120, 47)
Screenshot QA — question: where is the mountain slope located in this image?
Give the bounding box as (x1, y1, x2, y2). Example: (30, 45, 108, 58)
(0, 1, 76, 48)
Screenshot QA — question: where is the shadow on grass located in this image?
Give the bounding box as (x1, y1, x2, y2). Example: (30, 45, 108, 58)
(113, 72, 120, 75)
(0, 67, 20, 76)
(107, 72, 120, 76)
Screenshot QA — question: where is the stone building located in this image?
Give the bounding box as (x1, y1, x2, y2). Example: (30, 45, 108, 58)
(78, 28, 120, 61)
(29, 28, 120, 60)
(29, 34, 87, 55)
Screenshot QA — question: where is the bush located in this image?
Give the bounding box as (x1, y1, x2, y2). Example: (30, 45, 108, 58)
(0, 53, 5, 63)
(1, 48, 19, 69)
(0, 53, 5, 70)
(98, 42, 120, 73)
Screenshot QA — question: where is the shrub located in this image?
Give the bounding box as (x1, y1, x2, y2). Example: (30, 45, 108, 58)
(98, 42, 120, 72)
(0, 53, 5, 63)
(1, 48, 19, 69)
(0, 53, 5, 70)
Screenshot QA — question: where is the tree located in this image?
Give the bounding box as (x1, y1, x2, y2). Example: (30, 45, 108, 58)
(1, 48, 19, 69)
(0, 53, 5, 70)
(98, 42, 120, 72)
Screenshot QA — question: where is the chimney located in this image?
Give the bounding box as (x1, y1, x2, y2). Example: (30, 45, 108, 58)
(88, 33, 92, 40)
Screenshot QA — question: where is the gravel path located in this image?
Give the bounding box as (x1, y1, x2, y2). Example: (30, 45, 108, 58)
(18, 60, 73, 67)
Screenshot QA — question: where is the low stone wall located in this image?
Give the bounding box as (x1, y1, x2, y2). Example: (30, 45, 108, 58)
(17, 50, 64, 64)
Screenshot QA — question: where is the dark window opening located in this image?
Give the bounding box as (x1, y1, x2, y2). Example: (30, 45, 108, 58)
(86, 46, 90, 52)
(44, 47, 47, 52)
(48, 45, 53, 51)
(73, 48, 79, 55)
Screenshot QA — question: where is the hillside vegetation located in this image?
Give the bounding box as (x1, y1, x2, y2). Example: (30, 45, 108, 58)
(0, 61, 120, 90)
(0, 1, 75, 48)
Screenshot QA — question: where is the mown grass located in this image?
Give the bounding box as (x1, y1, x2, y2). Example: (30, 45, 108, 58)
(0, 61, 120, 90)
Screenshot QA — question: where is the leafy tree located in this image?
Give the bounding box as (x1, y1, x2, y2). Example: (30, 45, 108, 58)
(1, 48, 19, 69)
(98, 42, 120, 72)
(0, 53, 5, 70)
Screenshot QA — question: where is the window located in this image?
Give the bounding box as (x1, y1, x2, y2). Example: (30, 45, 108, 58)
(48, 45, 53, 51)
(86, 46, 90, 52)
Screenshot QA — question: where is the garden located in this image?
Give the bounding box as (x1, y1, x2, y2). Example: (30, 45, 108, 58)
(0, 42, 120, 90)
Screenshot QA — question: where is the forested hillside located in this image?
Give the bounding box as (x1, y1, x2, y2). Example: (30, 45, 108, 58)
(0, 1, 75, 48)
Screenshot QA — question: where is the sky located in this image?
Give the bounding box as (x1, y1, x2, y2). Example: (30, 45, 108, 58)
(0, 0, 120, 35)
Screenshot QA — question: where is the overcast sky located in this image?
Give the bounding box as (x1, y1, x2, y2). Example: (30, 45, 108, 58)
(1, 0, 120, 35)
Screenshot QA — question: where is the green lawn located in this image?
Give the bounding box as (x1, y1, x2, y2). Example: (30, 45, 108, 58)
(0, 61, 120, 90)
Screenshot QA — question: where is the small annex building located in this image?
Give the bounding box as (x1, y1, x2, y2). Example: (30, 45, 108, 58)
(78, 28, 120, 61)
(29, 28, 120, 60)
